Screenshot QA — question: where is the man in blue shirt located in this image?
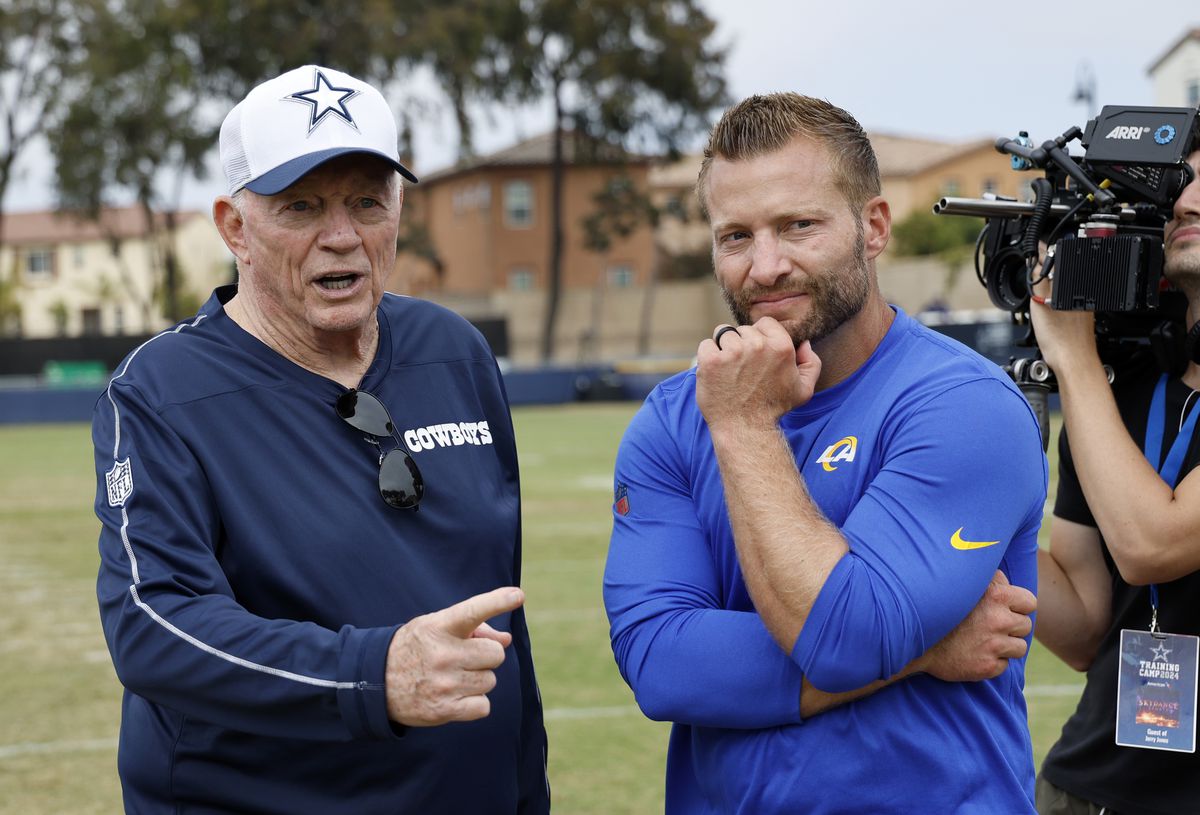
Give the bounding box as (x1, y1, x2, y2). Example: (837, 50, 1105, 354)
(604, 93, 1045, 813)
(93, 66, 548, 813)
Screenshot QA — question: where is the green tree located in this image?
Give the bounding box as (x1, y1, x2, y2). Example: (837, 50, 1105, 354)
(394, 0, 529, 161)
(0, 0, 83, 287)
(583, 172, 661, 356)
(47, 297, 68, 335)
(50, 0, 214, 322)
(177, 0, 417, 96)
(47, 0, 426, 323)
(0, 256, 20, 334)
(892, 209, 982, 257)
(495, 0, 727, 361)
(891, 209, 984, 297)
(44, 0, 726, 353)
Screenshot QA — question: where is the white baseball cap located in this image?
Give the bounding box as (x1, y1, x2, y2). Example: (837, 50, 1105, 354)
(219, 65, 418, 195)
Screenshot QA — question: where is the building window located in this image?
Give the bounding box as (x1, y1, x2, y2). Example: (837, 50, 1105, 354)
(24, 247, 54, 282)
(74, 245, 85, 267)
(981, 178, 997, 195)
(113, 305, 125, 334)
(1189, 79, 1200, 109)
(81, 307, 102, 336)
(606, 264, 634, 288)
(453, 182, 491, 216)
(940, 179, 960, 197)
(508, 267, 534, 290)
(503, 181, 534, 228)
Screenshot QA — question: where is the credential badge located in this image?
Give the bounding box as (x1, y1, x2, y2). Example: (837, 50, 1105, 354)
(106, 458, 134, 507)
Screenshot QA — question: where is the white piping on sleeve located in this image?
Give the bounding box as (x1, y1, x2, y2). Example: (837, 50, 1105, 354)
(108, 314, 208, 460)
(104, 311, 357, 691)
(127, 583, 355, 689)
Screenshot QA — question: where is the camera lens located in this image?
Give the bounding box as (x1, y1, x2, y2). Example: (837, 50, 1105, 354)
(986, 246, 1029, 312)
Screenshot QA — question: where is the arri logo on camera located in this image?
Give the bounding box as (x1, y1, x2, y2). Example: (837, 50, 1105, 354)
(1105, 126, 1151, 140)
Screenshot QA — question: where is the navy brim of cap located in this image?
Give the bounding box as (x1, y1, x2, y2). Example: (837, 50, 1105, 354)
(244, 147, 418, 195)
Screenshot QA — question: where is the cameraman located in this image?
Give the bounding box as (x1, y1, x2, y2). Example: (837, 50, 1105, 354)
(1032, 148, 1200, 815)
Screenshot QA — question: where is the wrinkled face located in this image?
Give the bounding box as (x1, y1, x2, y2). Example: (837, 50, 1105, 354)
(1165, 149, 1200, 287)
(237, 154, 401, 340)
(705, 136, 873, 346)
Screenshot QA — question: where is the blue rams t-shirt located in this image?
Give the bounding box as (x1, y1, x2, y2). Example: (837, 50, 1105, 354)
(605, 307, 1046, 815)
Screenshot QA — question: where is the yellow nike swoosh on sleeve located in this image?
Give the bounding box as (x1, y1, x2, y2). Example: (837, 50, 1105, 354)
(950, 527, 1000, 550)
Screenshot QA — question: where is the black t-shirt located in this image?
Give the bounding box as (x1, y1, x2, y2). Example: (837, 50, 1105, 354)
(1040, 366, 1200, 815)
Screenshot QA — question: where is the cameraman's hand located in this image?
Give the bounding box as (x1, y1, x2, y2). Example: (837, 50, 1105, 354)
(1028, 242, 1100, 376)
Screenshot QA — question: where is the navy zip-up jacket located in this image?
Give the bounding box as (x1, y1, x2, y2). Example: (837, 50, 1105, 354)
(93, 286, 549, 814)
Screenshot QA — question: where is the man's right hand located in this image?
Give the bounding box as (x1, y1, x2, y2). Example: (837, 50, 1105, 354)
(385, 587, 525, 726)
(920, 570, 1036, 682)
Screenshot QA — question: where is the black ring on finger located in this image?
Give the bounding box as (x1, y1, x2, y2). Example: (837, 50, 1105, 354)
(714, 325, 740, 350)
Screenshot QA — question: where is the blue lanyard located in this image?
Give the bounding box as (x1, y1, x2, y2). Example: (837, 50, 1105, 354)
(1143, 374, 1200, 489)
(1139, 374, 1200, 632)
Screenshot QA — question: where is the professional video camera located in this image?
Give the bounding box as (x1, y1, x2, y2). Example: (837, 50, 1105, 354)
(933, 106, 1200, 400)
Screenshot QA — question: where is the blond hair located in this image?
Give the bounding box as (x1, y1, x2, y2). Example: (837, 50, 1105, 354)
(697, 93, 880, 217)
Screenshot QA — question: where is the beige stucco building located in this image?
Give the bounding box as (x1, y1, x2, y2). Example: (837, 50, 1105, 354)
(1, 206, 232, 338)
(1149, 28, 1200, 108)
(649, 132, 1024, 261)
(397, 128, 1017, 363)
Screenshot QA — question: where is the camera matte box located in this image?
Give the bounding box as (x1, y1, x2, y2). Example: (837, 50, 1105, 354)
(1084, 106, 1198, 165)
(1083, 106, 1199, 207)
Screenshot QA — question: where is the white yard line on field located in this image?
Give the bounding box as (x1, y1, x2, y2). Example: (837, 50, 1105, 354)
(0, 684, 1085, 758)
(1025, 683, 1086, 697)
(0, 737, 118, 759)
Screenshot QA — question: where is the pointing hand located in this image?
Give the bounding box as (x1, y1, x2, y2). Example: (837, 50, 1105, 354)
(385, 587, 525, 726)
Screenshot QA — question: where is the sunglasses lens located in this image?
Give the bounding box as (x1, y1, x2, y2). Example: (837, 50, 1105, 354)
(337, 388, 423, 511)
(337, 389, 393, 436)
(379, 449, 424, 509)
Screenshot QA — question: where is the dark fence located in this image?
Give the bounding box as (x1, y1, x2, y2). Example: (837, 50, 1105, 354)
(0, 317, 509, 378)
(0, 319, 1036, 425)
(927, 319, 1031, 367)
(0, 335, 158, 377)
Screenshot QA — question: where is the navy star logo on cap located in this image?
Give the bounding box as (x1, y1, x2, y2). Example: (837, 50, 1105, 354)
(286, 69, 361, 134)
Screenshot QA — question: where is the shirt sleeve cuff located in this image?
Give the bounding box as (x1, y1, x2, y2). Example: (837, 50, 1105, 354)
(337, 624, 406, 740)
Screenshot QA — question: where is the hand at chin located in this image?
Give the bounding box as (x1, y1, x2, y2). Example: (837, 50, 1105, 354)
(696, 317, 822, 433)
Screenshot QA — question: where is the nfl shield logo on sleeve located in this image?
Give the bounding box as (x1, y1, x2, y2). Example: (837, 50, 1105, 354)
(106, 458, 134, 507)
(614, 482, 630, 516)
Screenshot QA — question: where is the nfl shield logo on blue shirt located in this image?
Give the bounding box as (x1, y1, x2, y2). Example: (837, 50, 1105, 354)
(106, 458, 134, 507)
(614, 482, 630, 516)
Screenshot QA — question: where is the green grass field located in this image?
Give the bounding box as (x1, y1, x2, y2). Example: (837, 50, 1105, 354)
(0, 406, 1081, 814)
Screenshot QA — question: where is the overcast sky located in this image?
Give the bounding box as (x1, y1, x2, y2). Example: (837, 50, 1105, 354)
(5, 0, 1198, 213)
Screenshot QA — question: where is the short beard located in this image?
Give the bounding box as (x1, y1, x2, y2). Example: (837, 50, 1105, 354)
(720, 218, 871, 347)
(1166, 250, 1200, 293)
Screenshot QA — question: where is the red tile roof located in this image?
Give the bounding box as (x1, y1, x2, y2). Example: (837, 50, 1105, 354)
(420, 130, 648, 184)
(1, 206, 205, 246)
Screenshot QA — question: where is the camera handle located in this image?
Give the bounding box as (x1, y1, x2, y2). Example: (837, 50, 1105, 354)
(995, 128, 1116, 208)
(1009, 357, 1054, 452)
(1007, 356, 1115, 452)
